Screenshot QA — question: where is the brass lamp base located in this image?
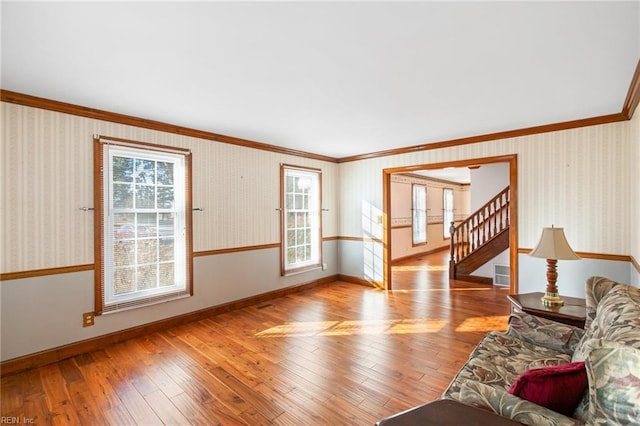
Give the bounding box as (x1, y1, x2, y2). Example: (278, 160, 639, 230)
(541, 292, 564, 307)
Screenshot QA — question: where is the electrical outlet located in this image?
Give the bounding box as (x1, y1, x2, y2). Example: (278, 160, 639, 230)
(322, 263, 328, 270)
(83, 312, 95, 327)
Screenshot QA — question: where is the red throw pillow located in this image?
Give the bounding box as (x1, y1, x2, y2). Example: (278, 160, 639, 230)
(508, 361, 587, 416)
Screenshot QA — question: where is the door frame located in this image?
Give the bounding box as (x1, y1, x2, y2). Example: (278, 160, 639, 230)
(382, 154, 518, 293)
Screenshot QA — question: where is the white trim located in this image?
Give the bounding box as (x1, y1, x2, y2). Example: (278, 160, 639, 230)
(101, 144, 188, 312)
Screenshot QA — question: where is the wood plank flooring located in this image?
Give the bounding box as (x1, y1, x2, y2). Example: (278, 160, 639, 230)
(1, 250, 512, 425)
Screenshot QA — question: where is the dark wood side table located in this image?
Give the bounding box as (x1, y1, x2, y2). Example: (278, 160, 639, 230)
(376, 399, 521, 426)
(507, 292, 586, 328)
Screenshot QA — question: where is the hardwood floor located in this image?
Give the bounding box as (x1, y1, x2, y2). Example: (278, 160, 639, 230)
(1, 251, 512, 425)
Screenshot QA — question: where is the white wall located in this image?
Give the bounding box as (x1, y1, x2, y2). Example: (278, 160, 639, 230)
(518, 255, 632, 297)
(390, 174, 468, 261)
(339, 121, 632, 292)
(469, 162, 510, 211)
(0, 103, 339, 361)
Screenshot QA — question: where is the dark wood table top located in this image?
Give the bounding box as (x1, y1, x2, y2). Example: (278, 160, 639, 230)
(507, 292, 586, 328)
(376, 399, 522, 425)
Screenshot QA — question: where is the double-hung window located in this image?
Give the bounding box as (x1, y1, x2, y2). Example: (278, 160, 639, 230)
(443, 188, 454, 238)
(280, 165, 322, 275)
(94, 136, 193, 314)
(412, 184, 427, 245)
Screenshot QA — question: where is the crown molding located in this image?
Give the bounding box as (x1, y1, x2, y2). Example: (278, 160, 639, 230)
(622, 59, 640, 120)
(0, 90, 338, 163)
(337, 112, 628, 163)
(339, 58, 640, 163)
(3, 57, 639, 164)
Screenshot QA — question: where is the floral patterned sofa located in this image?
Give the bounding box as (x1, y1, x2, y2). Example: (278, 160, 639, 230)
(442, 276, 640, 425)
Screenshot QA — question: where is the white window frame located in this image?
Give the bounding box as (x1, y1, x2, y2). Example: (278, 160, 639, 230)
(412, 184, 427, 245)
(443, 188, 454, 239)
(94, 136, 193, 315)
(280, 164, 322, 275)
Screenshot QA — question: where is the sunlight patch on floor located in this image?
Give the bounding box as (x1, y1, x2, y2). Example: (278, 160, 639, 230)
(389, 287, 494, 294)
(455, 315, 510, 332)
(255, 318, 447, 338)
(392, 265, 448, 272)
(255, 321, 337, 337)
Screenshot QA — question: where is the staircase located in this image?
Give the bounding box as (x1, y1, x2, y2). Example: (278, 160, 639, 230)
(449, 186, 510, 283)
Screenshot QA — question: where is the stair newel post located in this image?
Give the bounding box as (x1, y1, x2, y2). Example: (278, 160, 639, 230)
(450, 222, 455, 259)
(449, 221, 456, 279)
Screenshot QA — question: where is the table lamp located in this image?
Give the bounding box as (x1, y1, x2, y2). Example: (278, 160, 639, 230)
(529, 226, 580, 306)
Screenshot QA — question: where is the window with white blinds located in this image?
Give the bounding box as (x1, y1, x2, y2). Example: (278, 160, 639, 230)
(443, 188, 454, 238)
(280, 165, 322, 275)
(94, 136, 193, 314)
(412, 184, 427, 245)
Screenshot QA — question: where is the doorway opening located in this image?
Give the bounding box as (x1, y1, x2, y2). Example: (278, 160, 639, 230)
(382, 154, 518, 293)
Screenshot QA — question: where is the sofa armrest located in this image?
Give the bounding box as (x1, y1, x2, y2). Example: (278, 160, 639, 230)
(506, 313, 584, 355)
(584, 276, 620, 329)
(458, 381, 582, 426)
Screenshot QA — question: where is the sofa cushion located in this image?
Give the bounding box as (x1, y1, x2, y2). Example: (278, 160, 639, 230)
(507, 362, 587, 416)
(573, 283, 640, 362)
(459, 381, 582, 426)
(508, 313, 583, 355)
(585, 340, 640, 425)
(442, 331, 571, 400)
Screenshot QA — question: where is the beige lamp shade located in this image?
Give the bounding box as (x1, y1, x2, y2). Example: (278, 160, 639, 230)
(530, 226, 580, 306)
(529, 226, 580, 260)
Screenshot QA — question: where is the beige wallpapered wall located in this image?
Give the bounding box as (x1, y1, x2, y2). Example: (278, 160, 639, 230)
(1, 103, 338, 273)
(1, 101, 633, 274)
(339, 121, 631, 256)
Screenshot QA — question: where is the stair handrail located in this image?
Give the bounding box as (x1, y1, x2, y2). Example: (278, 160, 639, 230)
(449, 186, 510, 265)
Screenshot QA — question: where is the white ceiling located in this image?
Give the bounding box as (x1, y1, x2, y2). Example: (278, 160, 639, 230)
(2, 1, 639, 159)
(414, 167, 471, 184)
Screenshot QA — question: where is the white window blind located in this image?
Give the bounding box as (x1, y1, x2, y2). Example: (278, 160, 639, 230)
(281, 165, 322, 275)
(412, 184, 427, 245)
(94, 136, 193, 314)
(443, 188, 454, 238)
